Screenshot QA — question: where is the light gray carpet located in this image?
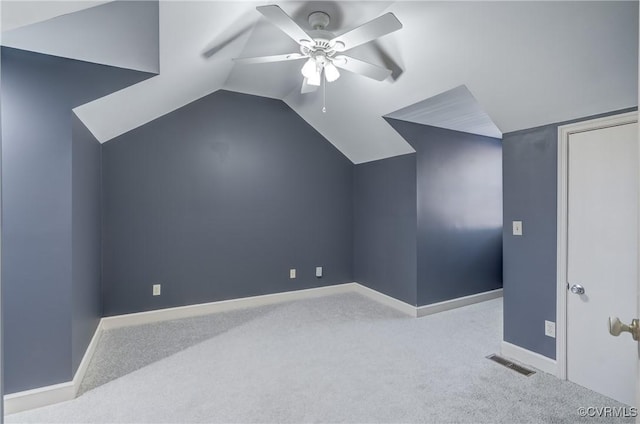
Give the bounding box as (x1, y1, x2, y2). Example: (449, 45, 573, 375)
(78, 304, 283, 395)
(6, 293, 632, 423)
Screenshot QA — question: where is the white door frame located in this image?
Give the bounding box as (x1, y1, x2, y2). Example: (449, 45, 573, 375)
(556, 111, 639, 380)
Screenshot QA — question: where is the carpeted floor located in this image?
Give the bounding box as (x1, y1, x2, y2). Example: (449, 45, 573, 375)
(6, 292, 633, 423)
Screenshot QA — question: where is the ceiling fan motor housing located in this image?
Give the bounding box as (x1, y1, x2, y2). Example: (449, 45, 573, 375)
(305, 12, 345, 51)
(300, 29, 340, 65)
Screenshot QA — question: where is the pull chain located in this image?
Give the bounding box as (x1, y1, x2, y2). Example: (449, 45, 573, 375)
(322, 72, 327, 113)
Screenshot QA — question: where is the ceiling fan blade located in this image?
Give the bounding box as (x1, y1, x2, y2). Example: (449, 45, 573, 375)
(333, 55, 392, 81)
(301, 78, 319, 94)
(330, 13, 402, 52)
(256, 5, 312, 45)
(233, 53, 305, 65)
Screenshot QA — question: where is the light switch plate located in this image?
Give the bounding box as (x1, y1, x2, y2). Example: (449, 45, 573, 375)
(315, 266, 323, 278)
(289, 268, 296, 279)
(153, 284, 161, 296)
(512, 220, 523, 236)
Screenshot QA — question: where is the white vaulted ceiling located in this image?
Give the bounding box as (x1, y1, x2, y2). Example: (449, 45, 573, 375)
(2, 0, 159, 73)
(1, 1, 638, 163)
(1, 1, 110, 32)
(385, 85, 502, 139)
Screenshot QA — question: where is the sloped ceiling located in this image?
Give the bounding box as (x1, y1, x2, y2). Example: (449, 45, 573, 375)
(2, 1, 638, 164)
(1, 1, 110, 32)
(2, 0, 159, 73)
(385, 85, 502, 139)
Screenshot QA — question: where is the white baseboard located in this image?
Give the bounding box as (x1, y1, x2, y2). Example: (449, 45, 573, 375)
(4, 381, 75, 416)
(416, 288, 503, 318)
(500, 341, 558, 375)
(72, 320, 104, 392)
(4, 320, 103, 415)
(5, 282, 504, 414)
(351, 283, 417, 317)
(101, 283, 357, 330)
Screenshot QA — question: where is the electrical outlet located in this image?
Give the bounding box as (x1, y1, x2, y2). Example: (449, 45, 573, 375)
(545, 320, 556, 338)
(512, 220, 523, 236)
(316, 266, 323, 278)
(289, 268, 296, 279)
(153, 284, 161, 296)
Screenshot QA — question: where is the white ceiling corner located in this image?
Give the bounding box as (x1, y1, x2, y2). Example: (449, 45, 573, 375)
(385, 85, 503, 139)
(1, 0, 159, 74)
(283, 69, 415, 164)
(74, 1, 257, 143)
(1, 1, 109, 32)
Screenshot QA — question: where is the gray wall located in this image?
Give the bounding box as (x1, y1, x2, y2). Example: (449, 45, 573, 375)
(101, 90, 353, 316)
(502, 107, 636, 360)
(353, 154, 417, 305)
(1, 47, 151, 393)
(386, 120, 503, 306)
(71, 116, 103, 374)
(502, 125, 558, 359)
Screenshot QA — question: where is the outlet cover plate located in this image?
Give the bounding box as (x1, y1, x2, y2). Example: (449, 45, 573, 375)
(545, 320, 556, 338)
(153, 284, 161, 296)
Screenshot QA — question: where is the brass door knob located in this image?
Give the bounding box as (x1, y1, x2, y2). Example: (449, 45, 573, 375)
(608, 316, 640, 341)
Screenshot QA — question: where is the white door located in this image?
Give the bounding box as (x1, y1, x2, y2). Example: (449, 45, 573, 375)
(566, 121, 638, 406)
(636, 112, 640, 421)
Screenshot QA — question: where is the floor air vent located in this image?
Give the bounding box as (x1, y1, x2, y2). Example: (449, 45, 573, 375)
(486, 354, 535, 376)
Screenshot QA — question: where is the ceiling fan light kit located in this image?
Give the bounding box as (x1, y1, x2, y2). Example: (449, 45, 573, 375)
(324, 63, 340, 83)
(233, 5, 402, 95)
(307, 70, 321, 87)
(301, 57, 318, 79)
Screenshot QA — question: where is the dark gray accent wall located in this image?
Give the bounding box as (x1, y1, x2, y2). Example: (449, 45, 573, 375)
(1, 47, 152, 393)
(353, 154, 417, 305)
(385, 120, 503, 306)
(101, 90, 353, 316)
(502, 107, 637, 360)
(502, 125, 558, 359)
(71, 116, 103, 374)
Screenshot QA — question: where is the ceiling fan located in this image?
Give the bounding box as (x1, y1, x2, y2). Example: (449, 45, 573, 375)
(233, 5, 402, 94)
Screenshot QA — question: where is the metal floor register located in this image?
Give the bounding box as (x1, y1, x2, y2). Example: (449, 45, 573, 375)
(486, 354, 536, 377)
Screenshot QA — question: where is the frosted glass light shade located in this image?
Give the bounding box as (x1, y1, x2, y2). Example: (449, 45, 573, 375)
(301, 58, 317, 79)
(307, 70, 321, 86)
(324, 63, 340, 82)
